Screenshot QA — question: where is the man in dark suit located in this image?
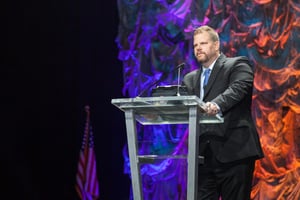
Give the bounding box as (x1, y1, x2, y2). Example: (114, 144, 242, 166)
(182, 25, 264, 200)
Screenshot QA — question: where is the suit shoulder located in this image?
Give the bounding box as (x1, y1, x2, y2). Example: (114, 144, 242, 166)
(185, 69, 199, 76)
(226, 56, 249, 62)
(224, 56, 251, 67)
(183, 68, 200, 84)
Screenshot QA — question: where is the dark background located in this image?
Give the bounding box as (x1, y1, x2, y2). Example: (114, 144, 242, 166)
(3, 0, 130, 199)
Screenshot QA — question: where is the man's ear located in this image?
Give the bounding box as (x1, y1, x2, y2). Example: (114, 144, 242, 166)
(214, 41, 220, 52)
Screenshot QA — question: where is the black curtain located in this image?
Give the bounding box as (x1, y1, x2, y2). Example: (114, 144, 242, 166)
(2, 0, 129, 199)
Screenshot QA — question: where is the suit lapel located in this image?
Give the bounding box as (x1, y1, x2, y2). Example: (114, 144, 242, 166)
(203, 54, 227, 99)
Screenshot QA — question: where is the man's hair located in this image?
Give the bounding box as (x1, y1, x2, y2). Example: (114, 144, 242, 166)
(194, 25, 219, 42)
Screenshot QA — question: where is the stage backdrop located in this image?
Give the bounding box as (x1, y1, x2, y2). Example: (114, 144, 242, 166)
(116, 0, 300, 199)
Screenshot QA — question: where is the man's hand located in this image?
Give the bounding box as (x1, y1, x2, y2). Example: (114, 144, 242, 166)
(205, 102, 220, 115)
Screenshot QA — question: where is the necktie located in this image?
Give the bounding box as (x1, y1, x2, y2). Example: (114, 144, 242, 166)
(203, 68, 211, 87)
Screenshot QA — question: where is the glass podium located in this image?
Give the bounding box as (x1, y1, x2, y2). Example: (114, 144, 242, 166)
(111, 96, 224, 200)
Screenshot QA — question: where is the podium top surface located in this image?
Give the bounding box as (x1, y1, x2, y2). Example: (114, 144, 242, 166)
(111, 95, 224, 125)
(111, 95, 205, 110)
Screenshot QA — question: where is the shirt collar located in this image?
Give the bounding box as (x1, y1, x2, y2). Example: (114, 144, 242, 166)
(203, 54, 220, 71)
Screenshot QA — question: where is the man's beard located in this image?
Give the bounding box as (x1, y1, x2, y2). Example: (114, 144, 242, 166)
(196, 53, 208, 63)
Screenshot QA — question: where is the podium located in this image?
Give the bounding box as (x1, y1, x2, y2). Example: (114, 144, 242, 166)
(111, 96, 223, 200)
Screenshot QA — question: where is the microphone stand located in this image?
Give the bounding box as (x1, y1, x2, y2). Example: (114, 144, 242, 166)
(176, 66, 182, 96)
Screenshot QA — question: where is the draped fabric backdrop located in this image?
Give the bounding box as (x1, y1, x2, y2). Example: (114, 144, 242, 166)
(116, 0, 300, 199)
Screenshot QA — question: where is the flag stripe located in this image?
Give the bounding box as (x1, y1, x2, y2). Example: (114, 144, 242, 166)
(76, 106, 100, 200)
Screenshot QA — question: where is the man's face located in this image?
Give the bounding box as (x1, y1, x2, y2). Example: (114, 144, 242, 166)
(193, 32, 219, 67)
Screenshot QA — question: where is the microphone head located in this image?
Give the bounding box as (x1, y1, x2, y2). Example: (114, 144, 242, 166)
(176, 63, 185, 69)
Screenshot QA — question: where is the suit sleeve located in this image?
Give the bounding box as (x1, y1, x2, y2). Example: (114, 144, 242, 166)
(213, 57, 254, 113)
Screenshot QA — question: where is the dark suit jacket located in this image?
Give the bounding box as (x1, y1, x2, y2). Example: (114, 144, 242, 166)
(183, 53, 264, 163)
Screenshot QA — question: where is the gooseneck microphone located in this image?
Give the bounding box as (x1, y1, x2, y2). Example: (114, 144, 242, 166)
(136, 63, 185, 97)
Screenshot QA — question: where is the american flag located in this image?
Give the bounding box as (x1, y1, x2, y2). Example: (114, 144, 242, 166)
(75, 106, 100, 200)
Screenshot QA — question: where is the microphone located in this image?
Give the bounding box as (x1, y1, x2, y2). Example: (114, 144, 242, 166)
(136, 63, 185, 97)
(175, 62, 185, 70)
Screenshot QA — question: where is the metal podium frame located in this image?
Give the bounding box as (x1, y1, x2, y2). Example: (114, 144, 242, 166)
(111, 96, 224, 200)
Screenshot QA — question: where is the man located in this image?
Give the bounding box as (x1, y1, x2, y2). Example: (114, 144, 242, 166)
(182, 25, 264, 200)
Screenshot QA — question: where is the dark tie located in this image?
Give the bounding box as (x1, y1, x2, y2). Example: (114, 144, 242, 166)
(203, 68, 211, 87)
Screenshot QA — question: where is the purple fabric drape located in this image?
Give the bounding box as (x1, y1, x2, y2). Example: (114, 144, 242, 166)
(116, 0, 300, 199)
